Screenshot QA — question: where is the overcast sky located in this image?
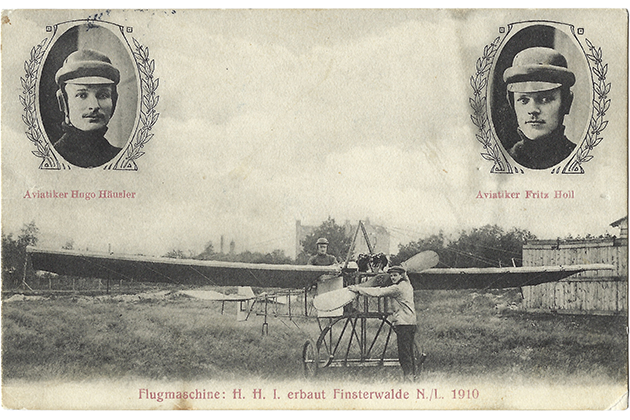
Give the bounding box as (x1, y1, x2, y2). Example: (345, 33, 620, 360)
(2, 9, 627, 258)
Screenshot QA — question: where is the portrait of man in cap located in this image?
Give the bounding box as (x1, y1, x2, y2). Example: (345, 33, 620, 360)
(53, 49, 122, 168)
(307, 237, 339, 266)
(502, 46, 577, 169)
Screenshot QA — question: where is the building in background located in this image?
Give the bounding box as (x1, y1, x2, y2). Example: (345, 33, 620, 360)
(521, 216, 628, 315)
(342, 219, 391, 256)
(295, 219, 391, 260)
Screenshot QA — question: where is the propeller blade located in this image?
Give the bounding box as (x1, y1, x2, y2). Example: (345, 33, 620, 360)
(402, 250, 439, 273)
(313, 288, 356, 312)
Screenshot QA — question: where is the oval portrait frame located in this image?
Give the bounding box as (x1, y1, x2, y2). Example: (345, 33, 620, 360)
(21, 19, 159, 170)
(470, 20, 610, 174)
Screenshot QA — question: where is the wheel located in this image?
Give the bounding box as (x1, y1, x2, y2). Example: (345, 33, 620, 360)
(315, 327, 334, 369)
(302, 339, 319, 378)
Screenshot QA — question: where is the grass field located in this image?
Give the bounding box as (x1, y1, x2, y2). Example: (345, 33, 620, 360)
(2, 287, 627, 386)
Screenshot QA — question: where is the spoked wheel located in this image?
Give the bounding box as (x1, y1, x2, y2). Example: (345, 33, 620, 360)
(316, 322, 338, 369)
(302, 339, 319, 378)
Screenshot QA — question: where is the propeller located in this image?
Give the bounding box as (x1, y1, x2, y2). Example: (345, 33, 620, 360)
(401, 250, 439, 273)
(313, 251, 439, 312)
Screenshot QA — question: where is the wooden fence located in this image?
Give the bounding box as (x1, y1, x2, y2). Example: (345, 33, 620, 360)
(521, 238, 627, 314)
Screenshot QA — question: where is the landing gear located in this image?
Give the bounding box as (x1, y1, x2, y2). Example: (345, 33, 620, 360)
(303, 315, 427, 379)
(302, 339, 319, 377)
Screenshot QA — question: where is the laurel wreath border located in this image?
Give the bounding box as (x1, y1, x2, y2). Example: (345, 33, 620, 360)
(110, 37, 160, 171)
(560, 38, 611, 174)
(469, 30, 610, 174)
(20, 38, 59, 170)
(20, 26, 159, 170)
(469, 36, 514, 174)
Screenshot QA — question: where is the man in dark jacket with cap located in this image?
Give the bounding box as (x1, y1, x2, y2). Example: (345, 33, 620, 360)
(503, 47, 577, 169)
(308, 238, 339, 266)
(53, 49, 122, 168)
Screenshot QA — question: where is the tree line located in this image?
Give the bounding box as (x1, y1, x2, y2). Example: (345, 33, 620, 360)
(2, 221, 39, 289)
(165, 219, 539, 268)
(7, 219, 617, 289)
(390, 226, 536, 268)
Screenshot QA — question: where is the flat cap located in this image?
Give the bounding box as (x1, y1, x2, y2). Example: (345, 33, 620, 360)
(387, 266, 406, 274)
(316, 238, 329, 245)
(55, 49, 120, 86)
(503, 47, 575, 93)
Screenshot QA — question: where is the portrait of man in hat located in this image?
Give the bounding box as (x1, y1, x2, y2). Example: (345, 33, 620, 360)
(53, 49, 122, 168)
(502, 46, 577, 169)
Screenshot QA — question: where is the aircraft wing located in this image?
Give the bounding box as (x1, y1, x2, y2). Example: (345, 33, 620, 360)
(27, 247, 338, 289)
(408, 264, 615, 290)
(27, 247, 614, 291)
(181, 290, 252, 301)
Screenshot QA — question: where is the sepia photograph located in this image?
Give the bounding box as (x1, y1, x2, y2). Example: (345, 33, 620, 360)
(38, 21, 139, 169)
(1, 9, 627, 410)
(488, 22, 593, 171)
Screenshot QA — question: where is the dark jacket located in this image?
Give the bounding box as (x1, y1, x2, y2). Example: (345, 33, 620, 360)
(53, 123, 122, 168)
(508, 126, 576, 170)
(307, 254, 338, 266)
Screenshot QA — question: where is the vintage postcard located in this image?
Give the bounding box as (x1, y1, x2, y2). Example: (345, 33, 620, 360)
(1, 9, 627, 410)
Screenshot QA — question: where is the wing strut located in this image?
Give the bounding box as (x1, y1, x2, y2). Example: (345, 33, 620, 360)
(359, 221, 374, 254)
(343, 220, 374, 270)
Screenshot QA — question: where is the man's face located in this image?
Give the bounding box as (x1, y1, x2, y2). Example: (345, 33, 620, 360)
(390, 272, 402, 284)
(65, 83, 114, 132)
(513, 88, 563, 141)
(317, 244, 328, 255)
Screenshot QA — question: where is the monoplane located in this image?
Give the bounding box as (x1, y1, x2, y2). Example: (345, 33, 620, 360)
(26, 221, 613, 378)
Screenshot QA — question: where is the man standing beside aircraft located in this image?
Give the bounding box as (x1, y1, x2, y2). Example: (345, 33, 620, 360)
(349, 266, 417, 381)
(307, 238, 339, 266)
